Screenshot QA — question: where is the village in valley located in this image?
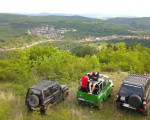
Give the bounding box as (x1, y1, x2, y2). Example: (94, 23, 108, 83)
(27, 25, 77, 40)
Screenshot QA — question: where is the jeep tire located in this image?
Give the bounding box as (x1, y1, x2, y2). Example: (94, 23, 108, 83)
(109, 89, 113, 97)
(143, 104, 149, 116)
(63, 90, 69, 100)
(97, 99, 103, 110)
(47, 103, 53, 112)
(116, 103, 122, 109)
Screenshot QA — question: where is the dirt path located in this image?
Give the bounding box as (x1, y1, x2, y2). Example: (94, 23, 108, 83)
(0, 39, 63, 51)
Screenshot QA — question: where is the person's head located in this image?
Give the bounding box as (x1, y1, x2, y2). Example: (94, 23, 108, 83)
(90, 72, 93, 75)
(94, 69, 97, 73)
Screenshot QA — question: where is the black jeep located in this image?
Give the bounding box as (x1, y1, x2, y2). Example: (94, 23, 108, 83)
(25, 80, 69, 112)
(116, 73, 150, 116)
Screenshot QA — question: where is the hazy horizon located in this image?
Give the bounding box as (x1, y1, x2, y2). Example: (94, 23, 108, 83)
(0, 0, 150, 18)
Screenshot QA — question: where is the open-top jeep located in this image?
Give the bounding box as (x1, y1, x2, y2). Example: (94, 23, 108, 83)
(25, 80, 69, 112)
(116, 73, 150, 116)
(77, 74, 113, 109)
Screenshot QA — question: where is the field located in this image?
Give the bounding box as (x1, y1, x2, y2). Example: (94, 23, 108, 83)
(1, 72, 150, 120)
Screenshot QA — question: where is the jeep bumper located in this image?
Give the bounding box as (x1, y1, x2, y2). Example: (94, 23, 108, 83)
(26, 103, 46, 111)
(78, 98, 96, 107)
(116, 100, 145, 111)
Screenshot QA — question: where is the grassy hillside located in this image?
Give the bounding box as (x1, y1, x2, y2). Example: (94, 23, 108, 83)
(0, 43, 150, 119)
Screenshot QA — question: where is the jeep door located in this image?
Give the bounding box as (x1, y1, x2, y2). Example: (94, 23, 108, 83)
(102, 79, 111, 99)
(52, 84, 62, 103)
(105, 78, 112, 97)
(43, 87, 54, 105)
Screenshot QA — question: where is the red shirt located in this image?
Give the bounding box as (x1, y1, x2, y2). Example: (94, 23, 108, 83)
(81, 77, 88, 87)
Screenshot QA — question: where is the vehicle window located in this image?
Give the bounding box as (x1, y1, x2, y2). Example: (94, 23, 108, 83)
(100, 83, 102, 90)
(119, 84, 144, 98)
(105, 78, 109, 86)
(43, 87, 53, 99)
(52, 84, 60, 93)
(102, 80, 106, 89)
(28, 89, 42, 97)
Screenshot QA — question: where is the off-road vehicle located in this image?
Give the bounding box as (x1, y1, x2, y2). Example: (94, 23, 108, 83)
(25, 80, 69, 112)
(116, 73, 150, 116)
(77, 74, 113, 110)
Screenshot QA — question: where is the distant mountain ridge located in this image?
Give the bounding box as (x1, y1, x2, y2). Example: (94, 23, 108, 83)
(107, 17, 150, 24)
(2, 12, 146, 19)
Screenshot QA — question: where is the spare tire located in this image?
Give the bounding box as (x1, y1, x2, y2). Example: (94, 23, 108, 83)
(28, 95, 39, 107)
(128, 94, 142, 108)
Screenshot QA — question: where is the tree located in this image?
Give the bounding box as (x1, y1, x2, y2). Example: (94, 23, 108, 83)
(89, 55, 100, 69)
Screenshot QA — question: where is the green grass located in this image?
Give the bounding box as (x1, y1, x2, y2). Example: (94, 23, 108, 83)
(0, 72, 150, 120)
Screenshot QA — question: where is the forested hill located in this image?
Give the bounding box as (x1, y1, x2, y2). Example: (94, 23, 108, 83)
(107, 17, 150, 30)
(0, 13, 105, 23)
(107, 17, 150, 25)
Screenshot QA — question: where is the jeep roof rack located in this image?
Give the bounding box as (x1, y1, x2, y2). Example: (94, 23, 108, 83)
(123, 73, 149, 87)
(30, 80, 56, 90)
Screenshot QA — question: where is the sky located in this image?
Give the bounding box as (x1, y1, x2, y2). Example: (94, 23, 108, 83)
(0, 0, 150, 17)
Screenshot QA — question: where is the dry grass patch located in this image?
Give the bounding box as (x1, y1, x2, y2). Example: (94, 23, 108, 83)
(14, 112, 23, 120)
(0, 91, 15, 101)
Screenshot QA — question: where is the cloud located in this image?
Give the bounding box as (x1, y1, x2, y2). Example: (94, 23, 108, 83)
(0, 0, 150, 16)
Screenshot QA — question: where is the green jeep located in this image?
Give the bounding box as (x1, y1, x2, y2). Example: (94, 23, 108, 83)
(77, 74, 113, 109)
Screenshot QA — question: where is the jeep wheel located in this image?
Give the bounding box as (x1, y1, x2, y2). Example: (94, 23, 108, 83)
(116, 103, 122, 109)
(143, 104, 149, 116)
(63, 90, 69, 100)
(78, 100, 82, 105)
(78, 100, 84, 105)
(26, 106, 32, 112)
(28, 95, 39, 107)
(109, 89, 113, 97)
(97, 99, 103, 110)
(47, 103, 53, 112)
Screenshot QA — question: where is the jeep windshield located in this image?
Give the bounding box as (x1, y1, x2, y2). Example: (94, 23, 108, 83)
(28, 89, 42, 97)
(119, 84, 144, 98)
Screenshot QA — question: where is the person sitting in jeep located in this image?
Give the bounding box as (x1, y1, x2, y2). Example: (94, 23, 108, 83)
(81, 74, 90, 93)
(88, 72, 93, 80)
(89, 70, 99, 94)
(93, 69, 99, 81)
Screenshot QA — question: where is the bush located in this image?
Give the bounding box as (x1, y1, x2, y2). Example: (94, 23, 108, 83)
(101, 63, 119, 72)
